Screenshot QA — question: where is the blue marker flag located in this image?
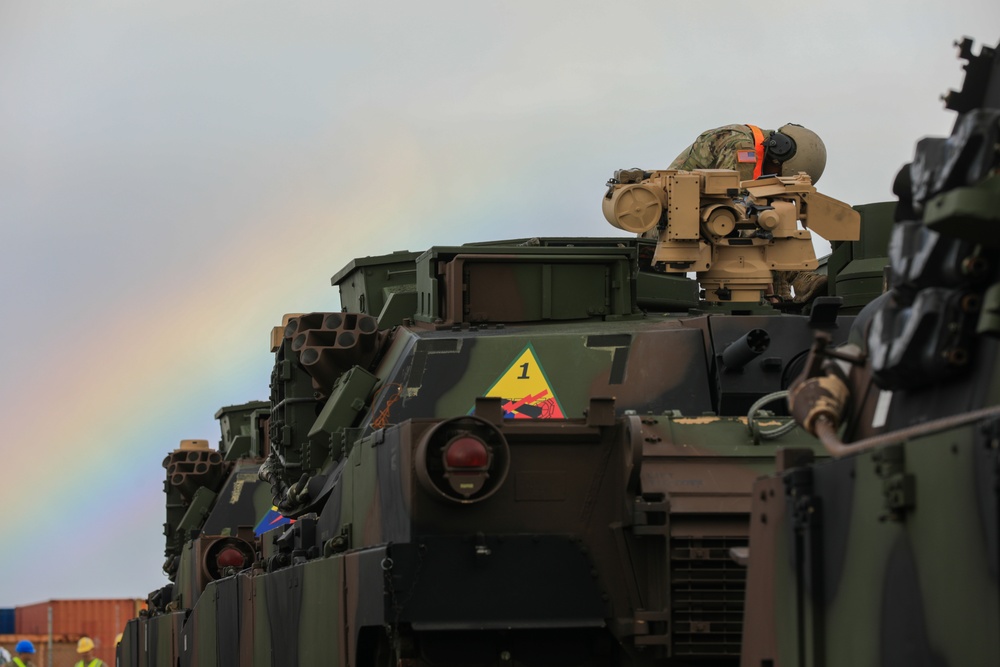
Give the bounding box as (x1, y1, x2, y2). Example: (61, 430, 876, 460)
(254, 505, 294, 536)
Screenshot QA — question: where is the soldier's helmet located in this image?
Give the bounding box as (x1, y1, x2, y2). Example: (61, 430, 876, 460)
(766, 123, 827, 183)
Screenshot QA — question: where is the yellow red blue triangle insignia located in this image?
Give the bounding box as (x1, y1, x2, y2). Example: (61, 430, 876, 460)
(476, 344, 565, 419)
(254, 505, 295, 536)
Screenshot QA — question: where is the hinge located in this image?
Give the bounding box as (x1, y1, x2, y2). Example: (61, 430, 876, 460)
(785, 467, 821, 532)
(632, 609, 671, 646)
(873, 443, 915, 521)
(323, 523, 352, 557)
(632, 494, 670, 536)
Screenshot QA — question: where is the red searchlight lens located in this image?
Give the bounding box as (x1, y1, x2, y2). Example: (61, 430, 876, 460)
(444, 436, 490, 469)
(216, 546, 246, 569)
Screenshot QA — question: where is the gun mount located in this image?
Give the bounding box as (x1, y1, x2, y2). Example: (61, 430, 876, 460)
(604, 168, 860, 302)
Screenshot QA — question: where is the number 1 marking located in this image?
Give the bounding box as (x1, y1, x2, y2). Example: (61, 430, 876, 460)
(518, 363, 530, 379)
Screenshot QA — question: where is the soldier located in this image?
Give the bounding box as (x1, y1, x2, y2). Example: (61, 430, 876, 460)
(74, 637, 106, 667)
(650, 123, 829, 302)
(668, 123, 826, 184)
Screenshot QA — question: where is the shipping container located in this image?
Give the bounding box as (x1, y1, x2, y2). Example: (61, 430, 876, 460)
(16, 599, 145, 666)
(0, 609, 14, 635)
(0, 633, 81, 667)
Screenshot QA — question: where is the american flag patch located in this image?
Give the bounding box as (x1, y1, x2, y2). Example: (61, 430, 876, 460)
(737, 149, 757, 163)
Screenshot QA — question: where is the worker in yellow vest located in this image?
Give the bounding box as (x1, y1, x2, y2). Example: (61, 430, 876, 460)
(74, 637, 105, 667)
(10, 640, 35, 667)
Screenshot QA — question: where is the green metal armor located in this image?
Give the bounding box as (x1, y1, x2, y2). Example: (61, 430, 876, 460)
(117, 34, 999, 667)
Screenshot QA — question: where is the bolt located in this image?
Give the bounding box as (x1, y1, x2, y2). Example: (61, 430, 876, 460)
(946, 348, 969, 365)
(961, 294, 982, 313)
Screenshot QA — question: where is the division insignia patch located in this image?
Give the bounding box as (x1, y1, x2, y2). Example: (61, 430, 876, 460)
(476, 344, 566, 419)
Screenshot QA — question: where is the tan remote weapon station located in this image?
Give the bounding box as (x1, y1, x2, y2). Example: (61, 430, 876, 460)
(604, 168, 861, 302)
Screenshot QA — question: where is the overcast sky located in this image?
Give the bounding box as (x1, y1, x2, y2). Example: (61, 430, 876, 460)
(1, 1, 997, 607)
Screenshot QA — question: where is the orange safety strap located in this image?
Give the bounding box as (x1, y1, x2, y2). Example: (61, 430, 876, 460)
(746, 124, 766, 179)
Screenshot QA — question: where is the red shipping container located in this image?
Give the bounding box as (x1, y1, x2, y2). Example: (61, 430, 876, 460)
(16, 599, 146, 666)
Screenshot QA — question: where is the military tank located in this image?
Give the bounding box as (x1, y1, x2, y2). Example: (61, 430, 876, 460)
(119, 35, 997, 667)
(740, 36, 1000, 666)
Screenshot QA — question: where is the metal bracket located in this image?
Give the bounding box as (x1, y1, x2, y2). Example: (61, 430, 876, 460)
(632, 609, 671, 646)
(873, 443, 915, 521)
(632, 494, 670, 536)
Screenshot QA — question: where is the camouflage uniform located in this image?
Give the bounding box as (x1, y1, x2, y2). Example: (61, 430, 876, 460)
(654, 124, 826, 302)
(643, 125, 774, 244)
(668, 124, 772, 183)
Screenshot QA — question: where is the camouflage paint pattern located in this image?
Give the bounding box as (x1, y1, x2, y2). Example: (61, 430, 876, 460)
(122, 237, 862, 665)
(118, 35, 1000, 667)
(668, 124, 771, 183)
(743, 35, 1000, 667)
(743, 429, 1000, 666)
